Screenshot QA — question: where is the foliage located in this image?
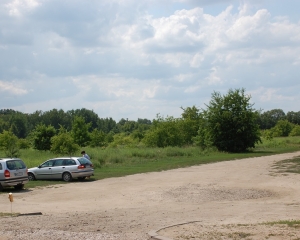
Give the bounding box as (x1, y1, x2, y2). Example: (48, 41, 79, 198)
(179, 106, 201, 145)
(1, 99, 300, 150)
(0, 130, 20, 157)
(258, 109, 286, 129)
(90, 129, 107, 147)
(71, 116, 91, 147)
(50, 127, 79, 155)
(289, 125, 300, 137)
(108, 133, 140, 148)
(32, 124, 56, 151)
(202, 88, 261, 152)
(286, 111, 300, 125)
(17, 138, 31, 149)
(270, 120, 293, 137)
(143, 115, 184, 147)
(67, 108, 99, 129)
(192, 117, 213, 148)
(261, 129, 274, 140)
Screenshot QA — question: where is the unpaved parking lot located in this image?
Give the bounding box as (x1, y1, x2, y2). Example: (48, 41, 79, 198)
(1, 151, 300, 240)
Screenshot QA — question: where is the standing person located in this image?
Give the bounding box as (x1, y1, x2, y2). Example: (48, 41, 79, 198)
(81, 150, 90, 160)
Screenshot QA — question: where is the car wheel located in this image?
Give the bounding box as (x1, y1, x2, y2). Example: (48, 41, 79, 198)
(28, 173, 36, 181)
(14, 184, 24, 190)
(0, 184, 3, 192)
(62, 172, 72, 182)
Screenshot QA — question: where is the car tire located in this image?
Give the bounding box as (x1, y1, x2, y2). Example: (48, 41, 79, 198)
(0, 184, 3, 192)
(28, 173, 36, 181)
(62, 172, 72, 182)
(14, 184, 24, 190)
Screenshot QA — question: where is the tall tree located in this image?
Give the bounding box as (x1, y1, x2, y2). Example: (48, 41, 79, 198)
(71, 116, 91, 147)
(32, 124, 56, 151)
(0, 130, 20, 157)
(286, 111, 300, 125)
(202, 88, 261, 152)
(51, 127, 79, 156)
(180, 106, 201, 145)
(258, 109, 286, 129)
(41, 109, 72, 130)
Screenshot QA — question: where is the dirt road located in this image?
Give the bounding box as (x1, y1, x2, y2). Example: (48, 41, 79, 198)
(1, 151, 300, 239)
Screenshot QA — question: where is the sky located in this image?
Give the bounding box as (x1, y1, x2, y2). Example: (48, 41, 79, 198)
(1, 0, 300, 121)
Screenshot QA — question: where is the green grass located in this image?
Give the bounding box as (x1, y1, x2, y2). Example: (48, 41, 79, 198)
(272, 157, 300, 174)
(0, 212, 19, 217)
(1, 136, 300, 190)
(263, 220, 300, 228)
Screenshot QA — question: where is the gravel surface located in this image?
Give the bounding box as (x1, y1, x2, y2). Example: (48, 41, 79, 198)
(1, 151, 300, 240)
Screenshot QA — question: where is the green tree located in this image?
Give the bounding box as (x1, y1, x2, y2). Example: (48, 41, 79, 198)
(32, 124, 56, 151)
(109, 132, 139, 148)
(271, 120, 293, 137)
(192, 116, 212, 149)
(258, 109, 286, 129)
(68, 108, 100, 129)
(41, 109, 72, 131)
(90, 129, 106, 147)
(97, 117, 117, 133)
(143, 115, 183, 147)
(289, 125, 300, 136)
(286, 111, 300, 125)
(71, 116, 91, 147)
(202, 88, 261, 152)
(51, 127, 79, 155)
(0, 130, 20, 157)
(179, 106, 201, 145)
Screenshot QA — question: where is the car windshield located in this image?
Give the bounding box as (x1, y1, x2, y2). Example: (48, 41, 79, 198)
(78, 157, 92, 165)
(6, 160, 26, 170)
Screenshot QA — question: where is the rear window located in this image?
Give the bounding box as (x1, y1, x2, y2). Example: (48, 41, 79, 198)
(78, 157, 92, 165)
(6, 160, 26, 170)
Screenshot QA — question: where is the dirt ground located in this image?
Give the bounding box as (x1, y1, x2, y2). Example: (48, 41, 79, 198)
(1, 151, 300, 240)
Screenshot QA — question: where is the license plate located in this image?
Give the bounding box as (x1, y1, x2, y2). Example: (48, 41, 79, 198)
(14, 172, 23, 176)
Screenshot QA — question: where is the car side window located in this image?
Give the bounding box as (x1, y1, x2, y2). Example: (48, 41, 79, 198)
(65, 160, 76, 166)
(54, 159, 64, 166)
(0, 163, 2, 170)
(41, 160, 55, 168)
(62, 159, 76, 166)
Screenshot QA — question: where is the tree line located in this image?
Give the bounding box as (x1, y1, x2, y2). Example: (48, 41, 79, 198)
(0, 88, 300, 157)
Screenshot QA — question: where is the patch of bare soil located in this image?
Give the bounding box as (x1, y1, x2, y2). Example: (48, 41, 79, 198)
(1, 151, 300, 240)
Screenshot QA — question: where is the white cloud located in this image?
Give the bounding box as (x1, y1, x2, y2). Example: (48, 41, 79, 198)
(0, 80, 28, 95)
(0, 0, 300, 119)
(5, 0, 40, 17)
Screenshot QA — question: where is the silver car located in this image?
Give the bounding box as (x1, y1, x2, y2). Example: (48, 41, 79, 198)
(0, 158, 29, 191)
(28, 157, 94, 182)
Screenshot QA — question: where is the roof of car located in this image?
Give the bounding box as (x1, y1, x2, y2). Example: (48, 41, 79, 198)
(0, 158, 22, 161)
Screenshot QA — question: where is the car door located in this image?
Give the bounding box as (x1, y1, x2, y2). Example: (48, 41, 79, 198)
(51, 159, 65, 179)
(35, 160, 55, 179)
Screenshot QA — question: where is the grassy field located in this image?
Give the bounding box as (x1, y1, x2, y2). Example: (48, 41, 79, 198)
(1, 136, 300, 190)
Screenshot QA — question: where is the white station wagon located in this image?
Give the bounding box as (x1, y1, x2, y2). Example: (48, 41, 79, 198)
(28, 157, 94, 182)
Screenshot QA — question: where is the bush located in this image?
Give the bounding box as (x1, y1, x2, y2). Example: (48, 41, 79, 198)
(200, 88, 261, 152)
(289, 125, 300, 137)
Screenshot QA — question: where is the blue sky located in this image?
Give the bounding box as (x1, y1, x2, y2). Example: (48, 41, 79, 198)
(0, 0, 300, 121)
